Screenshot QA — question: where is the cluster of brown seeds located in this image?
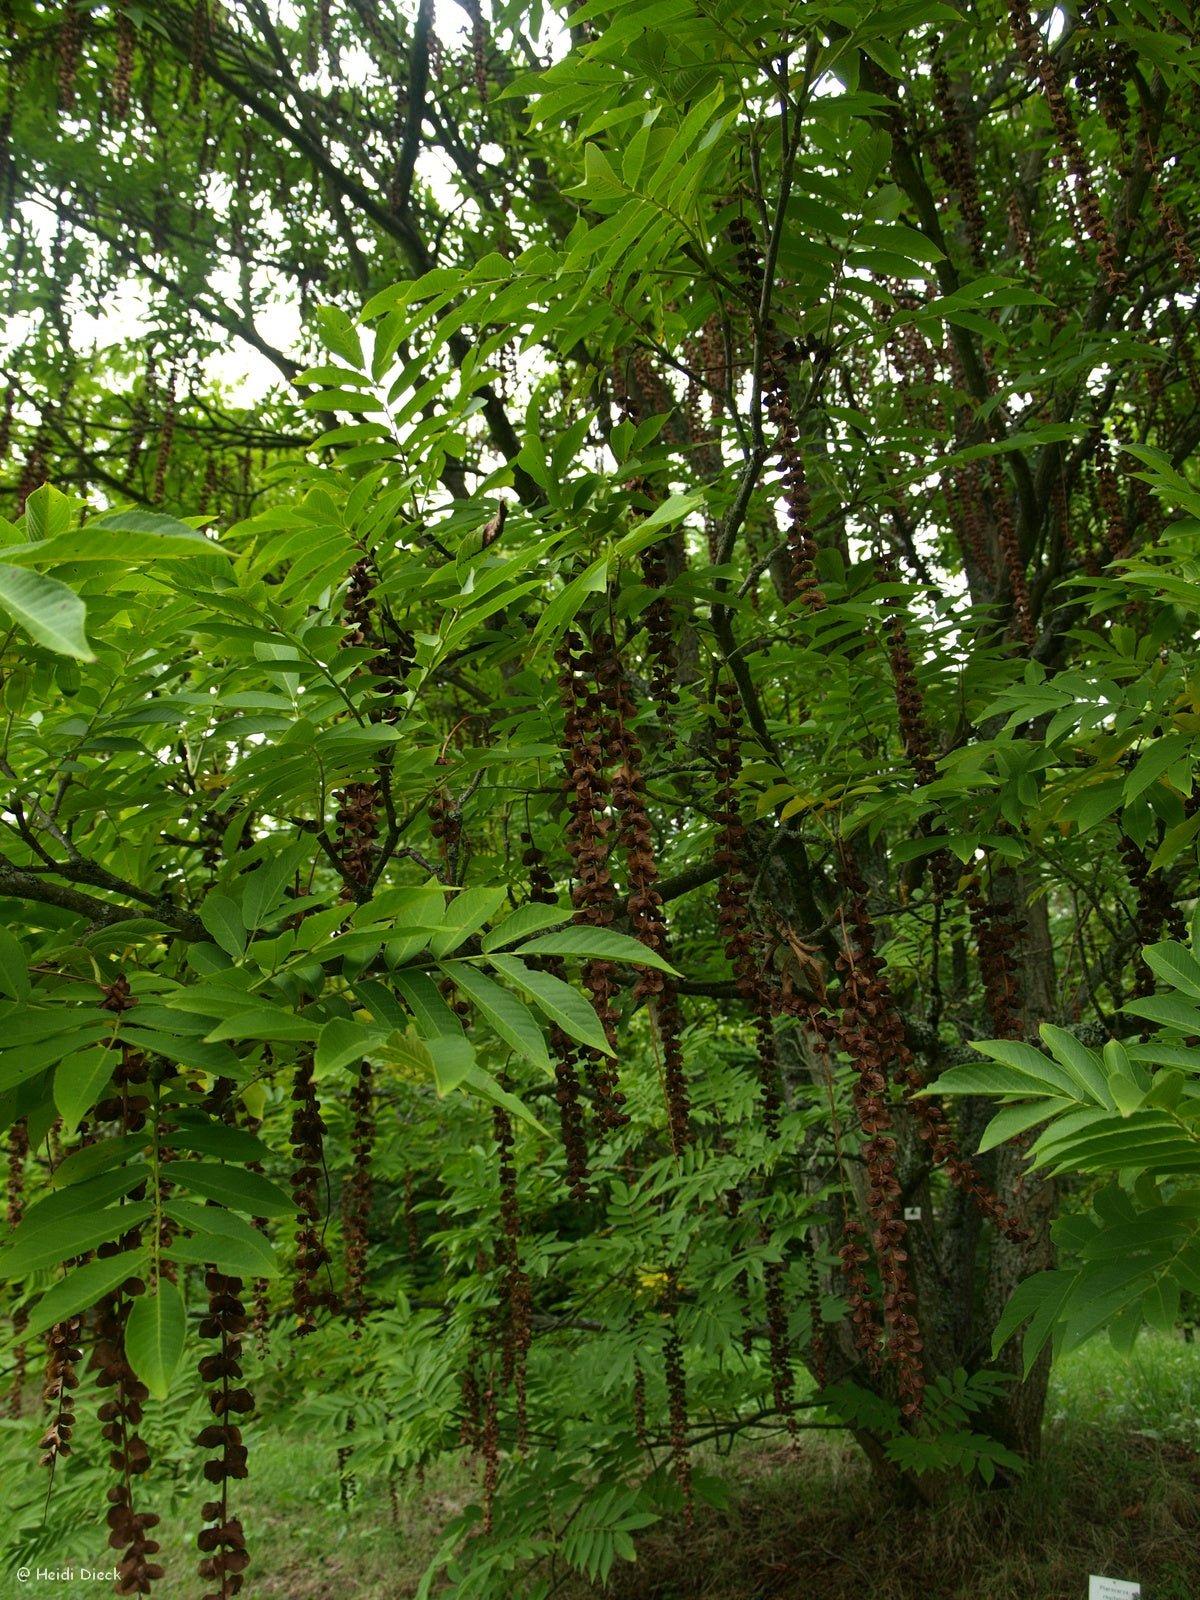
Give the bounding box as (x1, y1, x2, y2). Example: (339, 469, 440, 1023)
(196, 1272, 252, 1597)
(289, 1056, 336, 1335)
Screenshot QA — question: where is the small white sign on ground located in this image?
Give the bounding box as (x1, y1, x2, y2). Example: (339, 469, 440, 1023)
(1089, 1577, 1141, 1600)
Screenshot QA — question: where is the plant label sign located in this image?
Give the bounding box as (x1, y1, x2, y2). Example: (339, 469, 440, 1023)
(903, 1206, 922, 1221)
(1089, 1577, 1141, 1599)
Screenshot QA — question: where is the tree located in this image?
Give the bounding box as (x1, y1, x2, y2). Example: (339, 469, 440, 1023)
(3, 1, 1200, 1594)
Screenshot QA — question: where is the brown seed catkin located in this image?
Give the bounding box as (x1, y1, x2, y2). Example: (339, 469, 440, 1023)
(196, 1271, 252, 1598)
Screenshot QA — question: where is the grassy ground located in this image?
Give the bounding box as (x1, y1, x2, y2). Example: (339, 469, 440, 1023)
(555, 1404, 1199, 1600)
(5, 1334, 1198, 1599)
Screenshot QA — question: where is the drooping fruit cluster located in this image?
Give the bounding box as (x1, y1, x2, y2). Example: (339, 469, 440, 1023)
(39, 1315, 82, 1466)
(638, 542, 680, 735)
(196, 1271, 252, 1598)
(342, 1060, 375, 1330)
(1007, 0, 1121, 290)
(92, 1288, 164, 1595)
(289, 1057, 336, 1335)
(593, 632, 690, 1150)
(151, 365, 177, 505)
(966, 871, 1023, 1039)
(662, 1290, 692, 1521)
(713, 678, 784, 1129)
(468, 0, 488, 101)
(931, 53, 986, 265)
(428, 758, 464, 879)
(764, 348, 825, 610)
(333, 780, 380, 899)
(762, 1250, 795, 1430)
(950, 458, 995, 580)
(480, 1365, 499, 1532)
(493, 1106, 532, 1448)
(557, 631, 627, 1129)
(340, 553, 415, 715)
(98, 976, 151, 1134)
(188, 0, 210, 102)
(834, 862, 924, 1417)
(523, 830, 589, 1197)
(57, 0, 84, 112)
(838, 1214, 884, 1374)
(1090, 435, 1129, 558)
(877, 557, 937, 790)
(112, 0, 136, 121)
(987, 458, 1035, 647)
(1144, 129, 1199, 285)
(343, 557, 375, 646)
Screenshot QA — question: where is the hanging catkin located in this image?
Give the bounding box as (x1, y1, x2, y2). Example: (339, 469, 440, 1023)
(196, 1271, 252, 1597)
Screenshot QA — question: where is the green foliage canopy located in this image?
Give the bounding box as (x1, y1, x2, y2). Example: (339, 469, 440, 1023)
(2, 0, 1200, 1593)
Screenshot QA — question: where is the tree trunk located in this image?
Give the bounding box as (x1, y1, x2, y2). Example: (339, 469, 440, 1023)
(757, 840, 1059, 1490)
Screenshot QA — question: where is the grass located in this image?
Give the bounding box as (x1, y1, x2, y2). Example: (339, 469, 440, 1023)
(554, 1400, 1199, 1600)
(4, 1333, 1197, 1599)
(149, 1442, 468, 1599)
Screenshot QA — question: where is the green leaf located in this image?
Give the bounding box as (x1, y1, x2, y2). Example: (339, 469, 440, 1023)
(613, 492, 703, 557)
(378, 1024, 433, 1076)
(480, 903, 574, 952)
(14, 1167, 149, 1240)
(198, 893, 247, 958)
(991, 1269, 1078, 1375)
(514, 927, 679, 975)
(581, 141, 627, 198)
(1142, 940, 1200, 1001)
(392, 970, 464, 1037)
(487, 954, 614, 1056)
(164, 1201, 279, 1279)
(26, 512, 223, 560)
(1, 1199, 153, 1277)
(53, 1043, 118, 1135)
(0, 928, 30, 1003)
(378, 1025, 476, 1095)
(241, 841, 314, 930)
(166, 1120, 275, 1163)
(314, 304, 365, 369)
(0, 1016, 113, 1092)
(968, 1040, 1084, 1098)
(1142, 1276, 1181, 1336)
(976, 1099, 1067, 1155)
(50, 1133, 147, 1188)
(204, 1008, 319, 1044)
(1037, 1026, 1114, 1108)
(0, 563, 94, 660)
(24, 1249, 148, 1340)
(1124, 993, 1200, 1033)
(533, 555, 608, 647)
(22, 483, 74, 542)
(462, 1064, 548, 1135)
(1109, 1075, 1146, 1117)
(929, 1062, 1057, 1098)
(160, 1162, 296, 1217)
(125, 1278, 187, 1399)
(315, 1016, 386, 1078)
(428, 886, 509, 957)
(1124, 732, 1190, 801)
(438, 961, 550, 1071)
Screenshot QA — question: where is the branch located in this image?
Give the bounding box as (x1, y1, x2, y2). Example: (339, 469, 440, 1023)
(0, 859, 208, 941)
(657, 860, 724, 903)
(392, 0, 433, 215)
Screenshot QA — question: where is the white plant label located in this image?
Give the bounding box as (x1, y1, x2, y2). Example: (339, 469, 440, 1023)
(903, 1206, 922, 1221)
(1089, 1577, 1141, 1599)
